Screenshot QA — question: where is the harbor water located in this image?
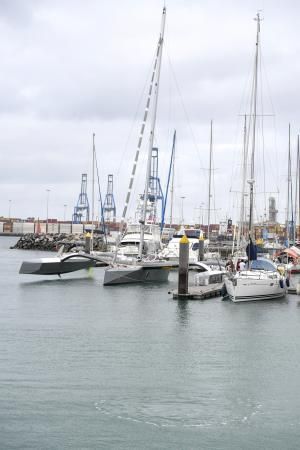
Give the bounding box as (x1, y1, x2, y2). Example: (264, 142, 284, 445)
(1, 236, 300, 449)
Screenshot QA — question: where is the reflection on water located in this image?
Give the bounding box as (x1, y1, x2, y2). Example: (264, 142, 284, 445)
(176, 300, 190, 327)
(19, 276, 97, 288)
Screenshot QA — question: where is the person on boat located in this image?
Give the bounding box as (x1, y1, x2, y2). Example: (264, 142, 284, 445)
(239, 260, 246, 271)
(225, 259, 234, 272)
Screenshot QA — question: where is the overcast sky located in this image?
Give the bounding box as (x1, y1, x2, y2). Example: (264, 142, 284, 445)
(1, 0, 299, 225)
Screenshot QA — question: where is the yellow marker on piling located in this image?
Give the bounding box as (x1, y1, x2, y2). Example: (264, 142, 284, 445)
(180, 234, 189, 244)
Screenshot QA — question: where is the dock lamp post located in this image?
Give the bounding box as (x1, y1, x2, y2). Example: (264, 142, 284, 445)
(63, 204, 67, 222)
(46, 189, 50, 233)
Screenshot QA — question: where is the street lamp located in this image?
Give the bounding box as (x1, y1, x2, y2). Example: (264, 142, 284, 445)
(63, 204, 67, 222)
(180, 196, 185, 225)
(8, 199, 12, 220)
(46, 189, 50, 232)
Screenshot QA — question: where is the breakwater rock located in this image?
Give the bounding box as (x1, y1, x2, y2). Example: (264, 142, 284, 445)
(11, 233, 107, 252)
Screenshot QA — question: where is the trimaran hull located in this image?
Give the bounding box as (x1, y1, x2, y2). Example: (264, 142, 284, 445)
(103, 263, 170, 285)
(19, 255, 97, 275)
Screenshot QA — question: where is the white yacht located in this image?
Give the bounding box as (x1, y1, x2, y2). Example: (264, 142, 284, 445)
(225, 259, 286, 302)
(160, 228, 206, 264)
(116, 223, 162, 258)
(191, 261, 225, 285)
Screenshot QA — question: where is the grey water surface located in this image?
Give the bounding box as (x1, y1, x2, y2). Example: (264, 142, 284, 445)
(1, 236, 300, 449)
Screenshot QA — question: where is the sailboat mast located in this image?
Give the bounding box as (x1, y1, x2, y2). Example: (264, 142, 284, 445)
(112, 9, 166, 264)
(207, 119, 213, 242)
(91, 132, 95, 252)
(169, 131, 176, 227)
(161, 129, 176, 232)
(298, 135, 300, 241)
(236, 115, 247, 250)
(138, 7, 166, 259)
(248, 12, 260, 238)
(286, 123, 291, 247)
(294, 135, 299, 243)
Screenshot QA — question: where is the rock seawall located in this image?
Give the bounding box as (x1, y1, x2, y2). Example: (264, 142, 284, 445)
(11, 233, 107, 252)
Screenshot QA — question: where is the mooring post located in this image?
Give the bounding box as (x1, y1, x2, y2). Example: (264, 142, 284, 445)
(178, 234, 189, 295)
(85, 232, 91, 254)
(198, 236, 204, 261)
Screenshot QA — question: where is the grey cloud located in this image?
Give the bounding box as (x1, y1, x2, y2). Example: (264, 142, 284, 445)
(0, 0, 299, 224)
(0, 0, 37, 26)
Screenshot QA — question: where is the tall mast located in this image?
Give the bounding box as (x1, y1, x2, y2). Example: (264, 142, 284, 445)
(169, 131, 176, 227)
(298, 135, 300, 241)
(286, 123, 291, 247)
(91, 132, 95, 252)
(248, 12, 261, 238)
(161, 129, 176, 231)
(138, 7, 166, 259)
(112, 8, 166, 263)
(207, 119, 213, 242)
(237, 114, 248, 250)
(294, 134, 299, 243)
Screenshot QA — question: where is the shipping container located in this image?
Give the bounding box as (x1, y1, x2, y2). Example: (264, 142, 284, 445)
(71, 224, 84, 234)
(84, 223, 96, 231)
(23, 222, 35, 233)
(39, 223, 47, 234)
(0, 222, 4, 233)
(47, 223, 59, 234)
(59, 223, 71, 234)
(13, 222, 23, 233)
(3, 222, 12, 233)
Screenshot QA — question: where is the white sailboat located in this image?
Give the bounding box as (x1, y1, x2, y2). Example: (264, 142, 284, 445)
(225, 13, 287, 302)
(103, 7, 172, 286)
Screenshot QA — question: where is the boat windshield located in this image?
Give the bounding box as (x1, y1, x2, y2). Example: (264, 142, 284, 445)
(246, 259, 277, 272)
(185, 230, 200, 238)
(174, 229, 200, 239)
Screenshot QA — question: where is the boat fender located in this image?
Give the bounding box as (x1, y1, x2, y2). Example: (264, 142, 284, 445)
(221, 284, 227, 297)
(286, 278, 290, 288)
(279, 279, 284, 289)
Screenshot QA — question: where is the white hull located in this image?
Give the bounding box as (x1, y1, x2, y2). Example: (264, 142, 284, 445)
(225, 270, 287, 302)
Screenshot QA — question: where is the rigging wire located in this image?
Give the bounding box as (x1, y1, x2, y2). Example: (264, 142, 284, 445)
(166, 54, 205, 173)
